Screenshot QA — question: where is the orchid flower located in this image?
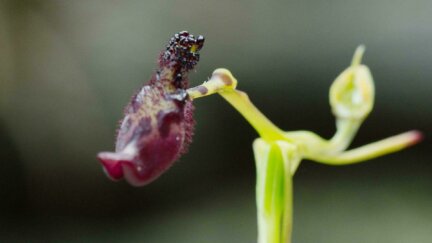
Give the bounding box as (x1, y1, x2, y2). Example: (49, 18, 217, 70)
(97, 32, 421, 243)
(98, 31, 204, 186)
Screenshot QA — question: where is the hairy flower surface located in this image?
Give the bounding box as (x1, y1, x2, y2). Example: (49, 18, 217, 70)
(98, 31, 204, 186)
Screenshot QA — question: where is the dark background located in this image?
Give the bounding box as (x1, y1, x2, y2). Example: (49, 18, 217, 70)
(0, 0, 431, 242)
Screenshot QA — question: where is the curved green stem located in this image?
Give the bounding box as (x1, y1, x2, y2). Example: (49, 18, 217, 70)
(284, 118, 362, 158)
(328, 118, 362, 152)
(188, 69, 286, 141)
(306, 130, 422, 165)
(219, 90, 286, 141)
(187, 66, 421, 243)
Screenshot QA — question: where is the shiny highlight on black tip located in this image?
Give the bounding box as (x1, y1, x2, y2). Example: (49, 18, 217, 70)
(162, 31, 205, 72)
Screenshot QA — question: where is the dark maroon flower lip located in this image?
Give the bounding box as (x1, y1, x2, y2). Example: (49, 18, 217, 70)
(97, 152, 133, 181)
(98, 31, 203, 186)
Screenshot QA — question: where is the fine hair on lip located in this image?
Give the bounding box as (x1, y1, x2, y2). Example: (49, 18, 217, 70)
(98, 31, 204, 186)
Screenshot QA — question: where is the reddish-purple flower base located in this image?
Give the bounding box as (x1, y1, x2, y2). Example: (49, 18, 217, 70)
(97, 101, 189, 186)
(97, 129, 183, 186)
(97, 31, 202, 187)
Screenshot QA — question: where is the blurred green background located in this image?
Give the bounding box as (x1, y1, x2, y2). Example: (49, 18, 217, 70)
(0, 0, 431, 242)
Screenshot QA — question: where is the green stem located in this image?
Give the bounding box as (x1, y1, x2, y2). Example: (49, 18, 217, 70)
(219, 90, 286, 141)
(187, 68, 287, 142)
(254, 140, 297, 243)
(307, 130, 422, 165)
(329, 118, 362, 152)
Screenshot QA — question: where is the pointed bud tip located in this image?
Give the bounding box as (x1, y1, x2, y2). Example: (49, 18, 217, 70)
(352, 45, 366, 66)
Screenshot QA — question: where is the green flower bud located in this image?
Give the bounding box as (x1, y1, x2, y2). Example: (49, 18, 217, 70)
(330, 46, 374, 120)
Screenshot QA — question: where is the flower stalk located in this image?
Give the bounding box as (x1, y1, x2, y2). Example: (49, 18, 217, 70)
(187, 46, 421, 243)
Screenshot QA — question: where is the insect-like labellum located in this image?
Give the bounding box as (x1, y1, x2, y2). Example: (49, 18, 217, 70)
(97, 31, 204, 186)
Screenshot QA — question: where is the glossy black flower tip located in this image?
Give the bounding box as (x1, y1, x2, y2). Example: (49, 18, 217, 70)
(163, 31, 205, 72)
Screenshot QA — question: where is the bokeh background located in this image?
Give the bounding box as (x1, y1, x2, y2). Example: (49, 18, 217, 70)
(0, 0, 431, 242)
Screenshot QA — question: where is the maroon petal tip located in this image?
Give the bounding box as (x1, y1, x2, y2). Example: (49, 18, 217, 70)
(97, 152, 133, 181)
